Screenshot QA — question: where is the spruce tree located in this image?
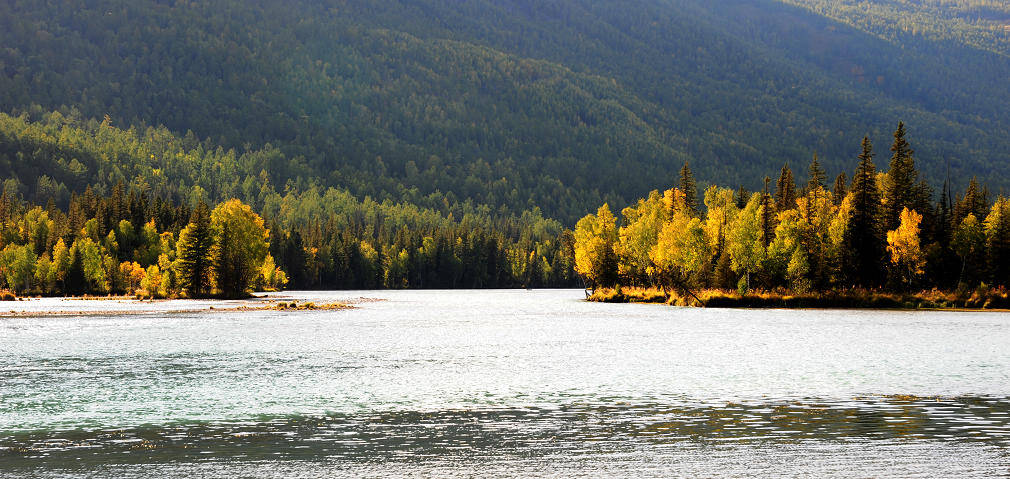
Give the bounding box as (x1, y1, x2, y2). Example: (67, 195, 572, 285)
(775, 163, 797, 211)
(176, 201, 214, 297)
(807, 154, 826, 192)
(848, 136, 884, 287)
(679, 162, 698, 217)
(832, 172, 848, 205)
(736, 185, 749, 209)
(760, 176, 776, 247)
(955, 177, 987, 224)
(883, 121, 921, 231)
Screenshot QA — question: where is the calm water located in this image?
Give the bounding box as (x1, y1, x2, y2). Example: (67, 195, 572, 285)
(2, 289, 1009, 477)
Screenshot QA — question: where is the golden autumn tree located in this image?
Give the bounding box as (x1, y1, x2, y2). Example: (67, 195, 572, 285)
(886, 207, 925, 288)
(615, 191, 666, 284)
(650, 208, 709, 291)
(211, 199, 270, 298)
(573, 203, 618, 288)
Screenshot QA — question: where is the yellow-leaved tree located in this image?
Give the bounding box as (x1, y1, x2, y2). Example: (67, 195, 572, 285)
(573, 203, 618, 289)
(616, 190, 666, 284)
(211, 199, 270, 298)
(886, 207, 925, 288)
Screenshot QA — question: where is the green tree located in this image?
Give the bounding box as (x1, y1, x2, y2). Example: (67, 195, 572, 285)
(0, 244, 37, 293)
(883, 122, 931, 233)
(176, 202, 215, 297)
(807, 154, 826, 192)
(211, 199, 270, 298)
(728, 193, 765, 291)
(832, 172, 848, 205)
(848, 136, 884, 287)
(775, 163, 797, 211)
(679, 162, 699, 217)
(952, 214, 985, 287)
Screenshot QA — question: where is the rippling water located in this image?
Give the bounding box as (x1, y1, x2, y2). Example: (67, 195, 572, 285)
(2, 290, 1009, 477)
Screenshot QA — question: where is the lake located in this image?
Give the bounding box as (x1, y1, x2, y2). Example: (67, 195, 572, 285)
(2, 289, 1009, 477)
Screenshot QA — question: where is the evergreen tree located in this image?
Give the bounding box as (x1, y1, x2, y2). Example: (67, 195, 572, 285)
(807, 154, 826, 192)
(760, 177, 776, 247)
(847, 136, 884, 287)
(736, 185, 749, 209)
(955, 177, 988, 224)
(832, 172, 848, 205)
(883, 121, 931, 232)
(679, 162, 698, 217)
(775, 163, 797, 211)
(176, 201, 215, 297)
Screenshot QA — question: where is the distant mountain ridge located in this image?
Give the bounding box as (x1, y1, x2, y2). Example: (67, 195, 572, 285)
(1, 0, 1009, 223)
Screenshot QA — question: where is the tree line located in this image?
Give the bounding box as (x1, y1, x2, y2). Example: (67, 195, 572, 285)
(574, 122, 1009, 294)
(0, 183, 577, 297)
(3, 0, 1010, 225)
(0, 193, 282, 298)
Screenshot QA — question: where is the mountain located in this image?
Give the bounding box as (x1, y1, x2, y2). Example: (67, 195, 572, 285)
(2, 0, 1009, 224)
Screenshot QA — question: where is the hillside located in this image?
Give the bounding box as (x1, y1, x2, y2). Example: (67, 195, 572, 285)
(1, 0, 1009, 223)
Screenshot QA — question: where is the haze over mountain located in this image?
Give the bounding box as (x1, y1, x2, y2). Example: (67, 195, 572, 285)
(2, 0, 1009, 223)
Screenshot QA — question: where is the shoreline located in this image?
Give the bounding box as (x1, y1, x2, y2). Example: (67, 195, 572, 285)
(0, 298, 356, 319)
(588, 286, 1010, 312)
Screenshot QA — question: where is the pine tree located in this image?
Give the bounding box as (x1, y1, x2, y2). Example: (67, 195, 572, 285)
(775, 163, 797, 211)
(832, 172, 848, 205)
(176, 201, 214, 297)
(807, 154, 826, 192)
(848, 136, 884, 287)
(883, 122, 923, 231)
(736, 185, 749, 209)
(679, 162, 698, 217)
(760, 176, 776, 247)
(955, 177, 986, 224)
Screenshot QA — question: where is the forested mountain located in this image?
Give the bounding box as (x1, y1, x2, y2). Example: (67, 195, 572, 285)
(1, 0, 1009, 225)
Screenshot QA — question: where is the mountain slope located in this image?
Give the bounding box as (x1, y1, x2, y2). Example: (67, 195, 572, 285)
(1, 0, 1008, 223)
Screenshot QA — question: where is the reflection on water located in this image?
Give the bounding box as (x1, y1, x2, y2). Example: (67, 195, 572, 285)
(4, 397, 1010, 463)
(2, 290, 1010, 476)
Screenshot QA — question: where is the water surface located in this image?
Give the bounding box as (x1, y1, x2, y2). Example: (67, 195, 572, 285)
(2, 290, 1009, 477)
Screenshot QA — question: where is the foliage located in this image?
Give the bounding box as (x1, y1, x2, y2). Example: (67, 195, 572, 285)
(574, 127, 1010, 296)
(211, 200, 270, 298)
(886, 208, 926, 287)
(573, 204, 619, 288)
(1, 0, 1010, 225)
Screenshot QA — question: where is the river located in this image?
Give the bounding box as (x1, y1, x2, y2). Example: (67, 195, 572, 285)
(2, 289, 1009, 477)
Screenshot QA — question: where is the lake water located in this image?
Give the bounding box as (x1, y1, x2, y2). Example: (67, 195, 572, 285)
(2, 289, 1009, 477)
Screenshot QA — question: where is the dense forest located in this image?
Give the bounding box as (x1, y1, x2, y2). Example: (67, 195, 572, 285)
(574, 123, 1008, 297)
(1, 0, 1010, 225)
(0, 113, 576, 297)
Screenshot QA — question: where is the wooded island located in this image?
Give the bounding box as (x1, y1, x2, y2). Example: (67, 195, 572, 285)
(574, 123, 1010, 309)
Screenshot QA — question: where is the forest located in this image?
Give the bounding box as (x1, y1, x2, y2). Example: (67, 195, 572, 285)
(2, 0, 1010, 224)
(574, 122, 1010, 306)
(0, 112, 576, 297)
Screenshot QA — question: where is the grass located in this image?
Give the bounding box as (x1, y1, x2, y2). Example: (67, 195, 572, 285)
(588, 286, 1010, 310)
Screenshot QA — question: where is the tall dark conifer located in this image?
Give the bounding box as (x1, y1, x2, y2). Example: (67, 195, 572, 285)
(955, 177, 987, 224)
(848, 136, 884, 287)
(775, 163, 797, 211)
(679, 162, 698, 217)
(760, 176, 776, 247)
(736, 185, 749, 209)
(832, 173, 848, 205)
(883, 122, 925, 231)
(177, 201, 214, 297)
(807, 154, 826, 192)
